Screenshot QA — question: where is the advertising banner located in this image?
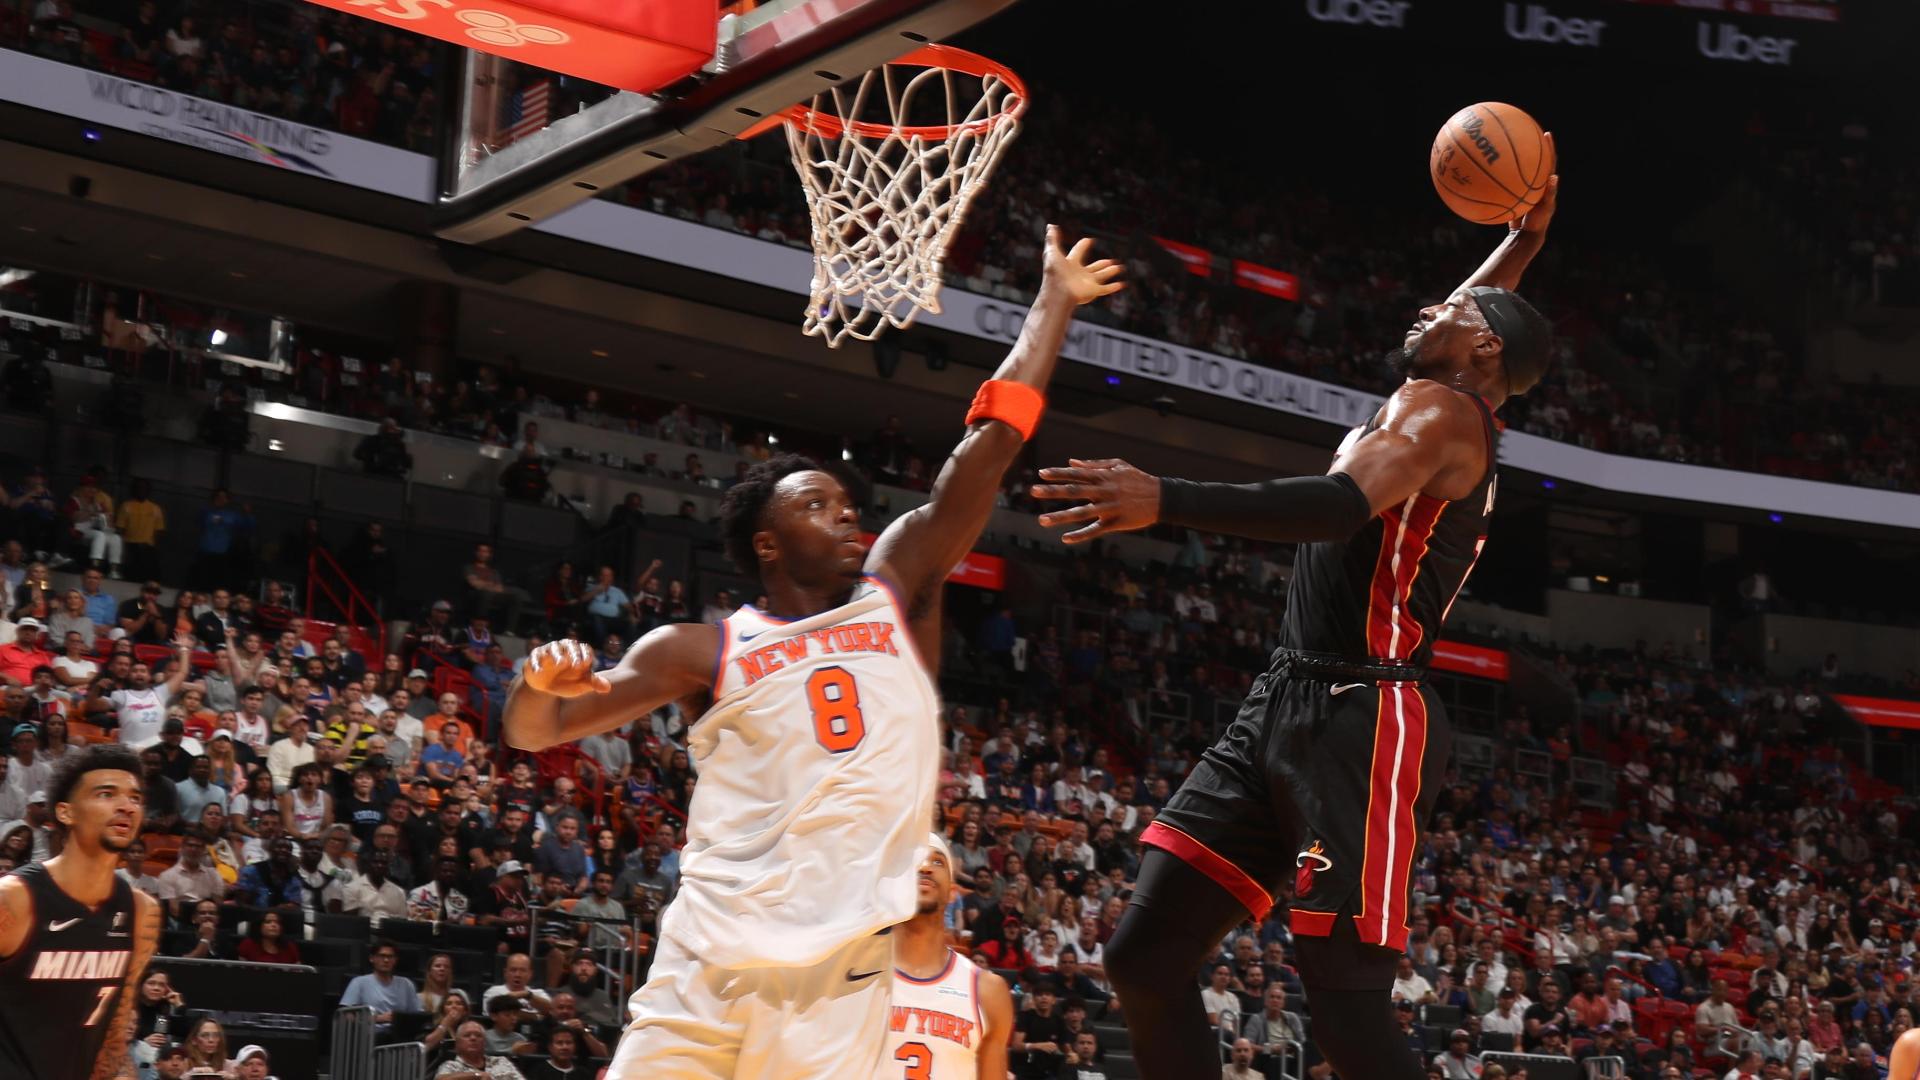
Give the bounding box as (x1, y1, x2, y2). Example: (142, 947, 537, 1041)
(0, 50, 437, 199)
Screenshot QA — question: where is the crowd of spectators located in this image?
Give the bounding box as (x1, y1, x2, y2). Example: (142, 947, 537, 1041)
(3, 371, 1920, 1080)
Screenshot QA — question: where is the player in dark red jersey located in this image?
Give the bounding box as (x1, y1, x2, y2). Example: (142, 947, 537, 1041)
(0, 744, 162, 1080)
(1032, 176, 1559, 1079)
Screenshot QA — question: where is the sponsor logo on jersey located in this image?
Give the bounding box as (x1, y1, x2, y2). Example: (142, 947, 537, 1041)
(735, 622, 902, 686)
(889, 1005, 977, 1049)
(1295, 841, 1332, 899)
(30, 949, 131, 981)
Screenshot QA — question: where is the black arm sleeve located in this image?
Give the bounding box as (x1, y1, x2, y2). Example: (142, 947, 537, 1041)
(1156, 472, 1374, 543)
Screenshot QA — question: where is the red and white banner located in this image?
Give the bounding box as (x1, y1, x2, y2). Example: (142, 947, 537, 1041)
(1430, 640, 1510, 682)
(1153, 236, 1214, 278)
(947, 551, 1007, 591)
(859, 533, 1006, 591)
(1232, 259, 1301, 301)
(1833, 694, 1920, 731)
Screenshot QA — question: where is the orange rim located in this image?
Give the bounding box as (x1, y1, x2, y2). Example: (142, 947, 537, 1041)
(754, 44, 1025, 142)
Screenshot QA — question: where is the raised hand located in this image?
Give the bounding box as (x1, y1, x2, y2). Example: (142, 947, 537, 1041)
(1041, 225, 1126, 307)
(1030, 458, 1161, 543)
(521, 640, 612, 698)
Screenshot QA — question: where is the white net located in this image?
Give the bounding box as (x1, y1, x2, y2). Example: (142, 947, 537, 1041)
(782, 46, 1025, 347)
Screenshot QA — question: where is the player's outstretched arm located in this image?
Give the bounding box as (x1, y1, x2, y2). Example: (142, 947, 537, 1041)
(1457, 134, 1557, 294)
(1031, 381, 1485, 543)
(976, 968, 1014, 1080)
(92, 890, 160, 1080)
(866, 227, 1122, 608)
(503, 629, 716, 752)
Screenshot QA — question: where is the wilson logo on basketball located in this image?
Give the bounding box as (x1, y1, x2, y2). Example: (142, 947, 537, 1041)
(341, 0, 570, 49)
(1458, 113, 1502, 166)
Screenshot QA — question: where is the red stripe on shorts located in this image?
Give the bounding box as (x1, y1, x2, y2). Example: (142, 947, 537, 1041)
(1142, 821, 1273, 921)
(1353, 685, 1429, 951)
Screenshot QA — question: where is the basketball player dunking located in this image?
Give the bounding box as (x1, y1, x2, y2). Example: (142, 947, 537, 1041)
(0, 744, 161, 1080)
(1033, 174, 1560, 1079)
(879, 834, 1012, 1080)
(505, 227, 1121, 1080)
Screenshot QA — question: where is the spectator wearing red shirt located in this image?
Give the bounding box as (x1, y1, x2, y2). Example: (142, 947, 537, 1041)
(977, 917, 1033, 972)
(236, 909, 304, 965)
(0, 618, 54, 688)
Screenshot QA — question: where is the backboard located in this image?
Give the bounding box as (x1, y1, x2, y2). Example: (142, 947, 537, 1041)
(434, 0, 1022, 244)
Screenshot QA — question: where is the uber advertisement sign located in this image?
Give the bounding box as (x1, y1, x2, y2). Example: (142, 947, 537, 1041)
(1294, 0, 1844, 71)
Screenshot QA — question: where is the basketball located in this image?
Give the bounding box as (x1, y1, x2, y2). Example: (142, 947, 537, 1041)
(1430, 102, 1553, 225)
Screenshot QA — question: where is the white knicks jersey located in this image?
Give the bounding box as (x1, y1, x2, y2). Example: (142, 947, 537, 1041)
(659, 575, 940, 969)
(881, 950, 985, 1080)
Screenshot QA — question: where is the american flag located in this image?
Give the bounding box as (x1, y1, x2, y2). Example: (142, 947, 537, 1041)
(504, 79, 551, 145)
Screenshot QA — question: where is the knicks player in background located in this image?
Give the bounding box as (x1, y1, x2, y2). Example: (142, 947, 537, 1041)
(1032, 172, 1560, 1080)
(881, 834, 1011, 1080)
(505, 226, 1122, 1080)
(0, 744, 161, 1080)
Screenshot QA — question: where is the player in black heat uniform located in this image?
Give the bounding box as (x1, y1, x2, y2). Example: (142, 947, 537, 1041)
(1032, 175, 1559, 1079)
(0, 744, 161, 1080)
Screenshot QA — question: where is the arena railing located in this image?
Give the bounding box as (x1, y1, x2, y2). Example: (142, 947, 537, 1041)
(370, 1041, 427, 1080)
(330, 1005, 376, 1080)
(526, 905, 651, 1023)
(305, 544, 388, 656)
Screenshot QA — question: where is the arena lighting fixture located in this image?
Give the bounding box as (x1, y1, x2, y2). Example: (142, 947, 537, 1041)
(1769, 513, 1784, 523)
(1105, 375, 1121, 387)
(82, 127, 101, 142)
(1541, 479, 1556, 490)
(767, 434, 780, 446)
(209, 329, 228, 347)
(591, 349, 609, 357)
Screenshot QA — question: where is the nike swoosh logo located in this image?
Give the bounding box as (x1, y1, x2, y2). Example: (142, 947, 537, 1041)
(845, 969, 885, 982)
(48, 918, 80, 932)
(1329, 682, 1367, 696)
(739, 627, 772, 643)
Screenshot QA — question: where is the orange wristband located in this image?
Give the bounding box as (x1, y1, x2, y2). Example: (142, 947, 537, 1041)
(965, 380, 1046, 441)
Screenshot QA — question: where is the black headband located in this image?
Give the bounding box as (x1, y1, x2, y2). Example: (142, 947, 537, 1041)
(1467, 286, 1552, 396)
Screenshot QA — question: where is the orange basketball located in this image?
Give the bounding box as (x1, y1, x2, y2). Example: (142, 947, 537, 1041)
(1430, 102, 1553, 225)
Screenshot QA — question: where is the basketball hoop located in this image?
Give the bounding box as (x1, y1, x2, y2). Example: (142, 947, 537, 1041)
(764, 44, 1026, 347)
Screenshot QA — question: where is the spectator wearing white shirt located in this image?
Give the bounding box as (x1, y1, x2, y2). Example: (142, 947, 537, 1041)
(1201, 963, 1240, 1032)
(482, 953, 554, 1022)
(333, 849, 409, 922)
(111, 637, 193, 748)
(1393, 955, 1436, 1004)
(155, 830, 225, 920)
(5, 723, 52, 806)
(1482, 989, 1527, 1039)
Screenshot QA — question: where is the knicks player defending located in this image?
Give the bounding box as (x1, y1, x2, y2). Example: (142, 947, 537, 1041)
(0, 744, 161, 1080)
(881, 835, 1012, 1080)
(1033, 176, 1560, 1080)
(505, 227, 1122, 1080)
